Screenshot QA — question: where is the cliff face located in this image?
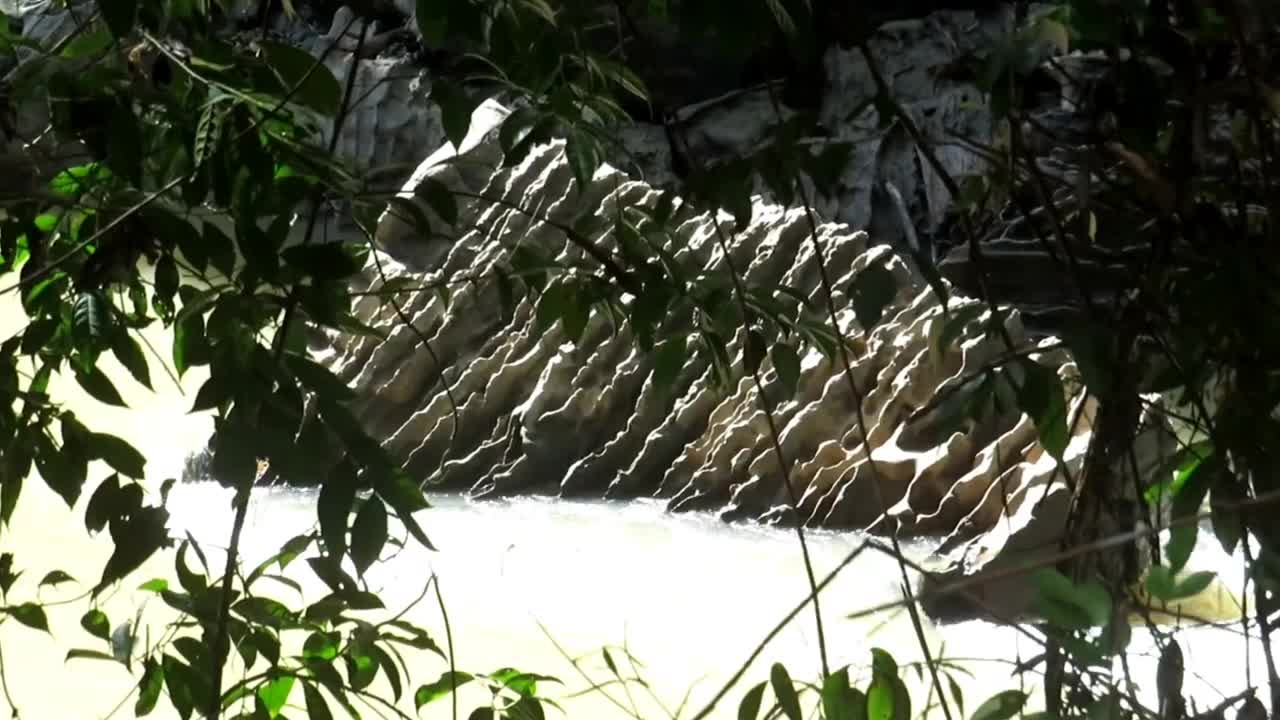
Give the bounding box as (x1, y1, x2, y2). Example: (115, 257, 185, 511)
(312, 99, 1172, 619)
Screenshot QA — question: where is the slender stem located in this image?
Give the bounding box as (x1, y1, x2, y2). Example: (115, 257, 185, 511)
(431, 575, 460, 720)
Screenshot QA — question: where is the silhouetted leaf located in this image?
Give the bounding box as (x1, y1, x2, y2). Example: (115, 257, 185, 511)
(96, 505, 170, 594)
(652, 335, 686, 391)
(417, 178, 458, 226)
(304, 682, 334, 720)
(102, 0, 138, 38)
(8, 602, 48, 632)
(770, 663, 802, 720)
(287, 355, 355, 402)
(75, 365, 127, 407)
(971, 691, 1027, 720)
(89, 432, 146, 478)
(318, 469, 355, 558)
(260, 42, 342, 116)
(565, 130, 601, 191)
(745, 330, 767, 375)
(1012, 358, 1068, 460)
(771, 343, 801, 399)
(111, 332, 152, 390)
(433, 81, 477, 150)
(283, 243, 365, 279)
(39, 570, 75, 587)
(66, 648, 119, 663)
(1165, 522, 1197, 573)
(350, 496, 387, 576)
(851, 263, 898, 330)
(135, 657, 164, 715)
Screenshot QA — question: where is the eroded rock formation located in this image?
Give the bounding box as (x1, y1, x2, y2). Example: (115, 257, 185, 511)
(313, 101, 1172, 616)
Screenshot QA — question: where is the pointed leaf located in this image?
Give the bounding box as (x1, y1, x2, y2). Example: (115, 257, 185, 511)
(75, 366, 127, 407)
(349, 497, 387, 576)
(770, 664, 802, 720)
(851, 263, 898, 329)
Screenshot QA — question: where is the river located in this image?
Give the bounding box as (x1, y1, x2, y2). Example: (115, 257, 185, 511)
(0, 304, 1263, 719)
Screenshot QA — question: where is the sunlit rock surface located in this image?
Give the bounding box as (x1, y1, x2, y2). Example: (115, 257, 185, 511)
(313, 100, 1171, 618)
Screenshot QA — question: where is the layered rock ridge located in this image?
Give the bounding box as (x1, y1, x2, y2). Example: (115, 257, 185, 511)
(315, 101, 1171, 582)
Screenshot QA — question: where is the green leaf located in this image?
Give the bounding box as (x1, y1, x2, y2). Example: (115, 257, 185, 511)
(1012, 358, 1069, 460)
(851, 263, 898, 329)
(415, 671, 475, 709)
(89, 433, 147, 478)
(257, 674, 295, 718)
(770, 663, 802, 720)
(970, 690, 1027, 720)
(8, 602, 49, 632)
(304, 682, 334, 720)
(771, 343, 801, 399)
(233, 596, 296, 629)
(111, 333, 152, 390)
(867, 674, 895, 720)
(822, 669, 864, 720)
(138, 578, 168, 593)
(102, 0, 138, 38)
(737, 684, 767, 720)
(1145, 442, 1213, 505)
(75, 365, 127, 407)
(1033, 569, 1111, 628)
(303, 631, 340, 661)
(260, 42, 342, 116)
(81, 608, 110, 640)
(565, 130, 601, 191)
(73, 291, 110, 347)
(172, 313, 207, 379)
(1165, 523, 1197, 573)
(349, 497, 388, 576)
(107, 101, 143, 185)
(135, 657, 164, 716)
(1149, 568, 1215, 601)
(947, 674, 965, 717)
